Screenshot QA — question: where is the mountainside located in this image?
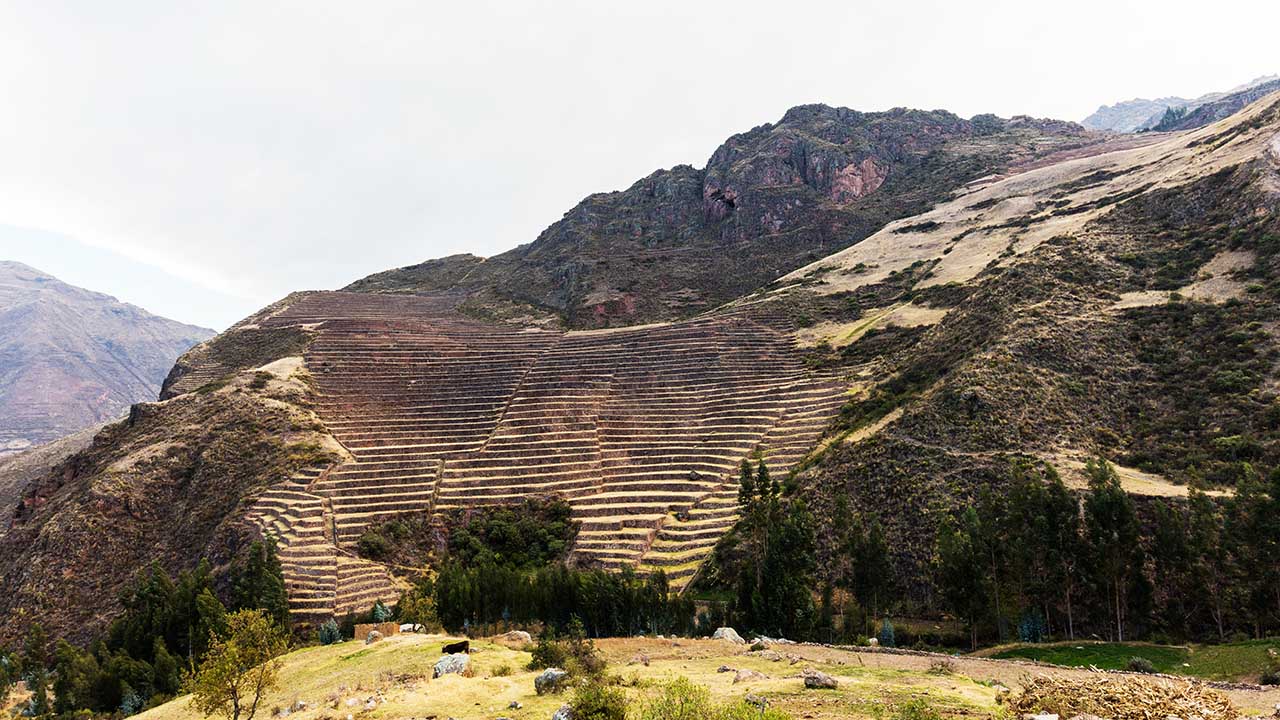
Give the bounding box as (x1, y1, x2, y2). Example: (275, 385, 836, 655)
(0, 262, 213, 456)
(3, 93, 1280, 645)
(347, 106, 1100, 328)
(742, 91, 1280, 600)
(1151, 77, 1280, 132)
(1083, 74, 1278, 133)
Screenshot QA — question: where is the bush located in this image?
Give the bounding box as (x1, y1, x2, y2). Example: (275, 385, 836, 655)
(878, 619, 896, 648)
(317, 619, 341, 645)
(357, 531, 390, 560)
(527, 619, 604, 677)
(639, 678, 794, 720)
(569, 679, 628, 720)
(1127, 656, 1156, 674)
(892, 698, 943, 720)
(637, 677, 712, 720)
(492, 663, 513, 678)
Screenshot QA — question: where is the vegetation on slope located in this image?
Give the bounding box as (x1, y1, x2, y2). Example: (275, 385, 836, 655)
(0, 355, 339, 647)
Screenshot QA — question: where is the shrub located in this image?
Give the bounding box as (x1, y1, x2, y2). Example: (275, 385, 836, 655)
(569, 679, 628, 720)
(639, 678, 794, 720)
(878, 619, 896, 648)
(1126, 656, 1156, 674)
(892, 698, 943, 720)
(356, 531, 390, 560)
(371, 600, 393, 623)
(527, 619, 604, 677)
(317, 619, 341, 645)
(637, 677, 712, 720)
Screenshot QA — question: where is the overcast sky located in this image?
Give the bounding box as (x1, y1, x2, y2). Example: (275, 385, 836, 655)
(1, 0, 1276, 330)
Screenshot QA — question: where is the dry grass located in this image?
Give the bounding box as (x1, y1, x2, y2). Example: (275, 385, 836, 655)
(1005, 673, 1240, 720)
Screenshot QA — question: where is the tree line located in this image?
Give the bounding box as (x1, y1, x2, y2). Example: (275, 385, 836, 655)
(5, 539, 291, 718)
(933, 458, 1280, 648)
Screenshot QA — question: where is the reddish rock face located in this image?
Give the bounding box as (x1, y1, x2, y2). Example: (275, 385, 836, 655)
(831, 157, 889, 202)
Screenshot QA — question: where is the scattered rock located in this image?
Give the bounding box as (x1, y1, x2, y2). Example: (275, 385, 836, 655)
(629, 652, 650, 666)
(535, 668, 570, 695)
(787, 654, 802, 665)
(364, 630, 383, 644)
(733, 669, 769, 684)
(363, 699, 378, 711)
(802, 668, 838, 689)
(498, 630, 533, 644)
(717, 665, 735, 673)
(432, 652, 470, 678)
(552, 704, 573, 720)
(712, 627, 746, 644)
(508, 701, 523, 710)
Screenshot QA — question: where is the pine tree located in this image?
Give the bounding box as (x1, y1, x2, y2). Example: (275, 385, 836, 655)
(234, 539, 290, 628)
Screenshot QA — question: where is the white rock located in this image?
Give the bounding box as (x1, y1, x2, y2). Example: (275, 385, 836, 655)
(711, 627, 746, 644)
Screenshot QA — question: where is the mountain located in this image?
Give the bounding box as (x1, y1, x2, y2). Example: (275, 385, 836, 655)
(0, 261, 213, 456)
(347, 106, 1098, 328)
(2, 93, 1278, 645)
(1150, 77, 1280, 132)
(1083, 74, 1278, 133)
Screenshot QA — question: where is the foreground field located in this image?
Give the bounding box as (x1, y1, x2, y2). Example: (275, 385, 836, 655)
(135, 634, 1280, 720)
(983, 639, 1280, 681)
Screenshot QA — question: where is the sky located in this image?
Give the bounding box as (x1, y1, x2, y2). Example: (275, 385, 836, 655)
(0, 0, 1276, 330)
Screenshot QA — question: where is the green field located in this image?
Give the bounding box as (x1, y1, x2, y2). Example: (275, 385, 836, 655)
(987, 638, 1280, 681)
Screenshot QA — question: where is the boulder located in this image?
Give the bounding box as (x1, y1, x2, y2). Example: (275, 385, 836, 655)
(535, 668, 570, 695)
(628, 652, 650, 666)
(717, 665, 735, 673)
(802, 668, 838, 689)
(733, 669, 768, 684)
(364, 630, 382, 645)
(867, 637, 879, 647)
(712, 627, 746, 644)
(552, 705, 573, 720)
(432, 652, 470, 678)
(508, 701, 523, 710)
(498, 630, 533, 644)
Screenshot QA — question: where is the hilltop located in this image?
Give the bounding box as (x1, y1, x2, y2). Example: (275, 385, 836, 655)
(347, 106, 1098, 328)
(0, 261, 213, 457)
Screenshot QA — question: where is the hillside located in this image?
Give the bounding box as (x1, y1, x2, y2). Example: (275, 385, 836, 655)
(347, 106, 1100, 328)
(4, 94, 1280, 646)
(0, 261, 213, 456)
(747, 91, 1280, 602)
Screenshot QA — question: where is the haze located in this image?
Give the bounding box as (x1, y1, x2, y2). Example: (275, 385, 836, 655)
(0, 0, 1275, 329)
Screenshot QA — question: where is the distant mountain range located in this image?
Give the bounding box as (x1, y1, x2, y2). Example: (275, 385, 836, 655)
(0, 261, 213, 456)
(1083, 74, 1278, 133)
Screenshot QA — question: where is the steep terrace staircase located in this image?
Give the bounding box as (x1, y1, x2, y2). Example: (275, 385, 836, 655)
(238, 291, 845, 622)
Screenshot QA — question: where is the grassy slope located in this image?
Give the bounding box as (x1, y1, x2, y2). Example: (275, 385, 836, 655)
(136, 635, 1004, 720)
(985, 639, 1280, 681)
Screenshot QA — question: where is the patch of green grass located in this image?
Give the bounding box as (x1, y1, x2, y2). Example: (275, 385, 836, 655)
(989, 639, 1280, 681)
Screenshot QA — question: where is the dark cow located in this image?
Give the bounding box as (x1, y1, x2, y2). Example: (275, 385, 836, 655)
(442, 639, 470, 655)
